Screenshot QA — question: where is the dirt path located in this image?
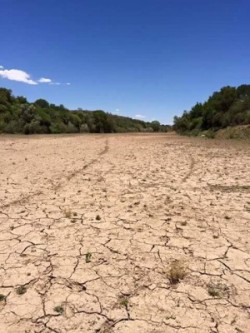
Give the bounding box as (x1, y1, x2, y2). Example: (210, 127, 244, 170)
(0, 133, 249, 333)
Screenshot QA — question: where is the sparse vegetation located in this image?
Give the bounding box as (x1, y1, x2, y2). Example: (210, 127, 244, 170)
(0, 294, 6, 301)
(16, 285, 27, 295)
(168, 260, 187, 284)
(118, 295, 129, 308)
(208, 285, 220, 297)
(208, 283, 229, 298)
(85, 252, 92, 263)
(96, 214, 101, 221)
(0, 131, 248, 332)
(54, 305, 64, 314)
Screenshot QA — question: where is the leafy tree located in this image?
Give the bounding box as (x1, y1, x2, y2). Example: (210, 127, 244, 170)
(0, 88, 12, 105)
(34, 99, 50, 109)
(15, 96, 27, 104)
(174, 85, 250, 134)
(0, 87, 166, 134)
(151, 121, 161, 132)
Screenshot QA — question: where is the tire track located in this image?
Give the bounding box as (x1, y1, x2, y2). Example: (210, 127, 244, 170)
(54, 138, 109, 190)
(181, 154, 195, 183)
(0, 138, 109, 210)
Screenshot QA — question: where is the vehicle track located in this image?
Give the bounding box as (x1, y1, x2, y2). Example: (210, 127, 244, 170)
(0, 138, 109, 209)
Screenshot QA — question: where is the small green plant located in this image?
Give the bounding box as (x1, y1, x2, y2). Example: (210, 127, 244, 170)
(96, 214, 101, 221)
(54, 305, 64, 314)
(118, 295, 129, 308)
(16, 285, 27, 295)
(207, 283, 229, 298)
(73, 212, 77, 216)
(85, 252, 92, 263)
(165, 314, 176, 320)
(168, 260, 187, 284)
(0, 294, 6, 301)
(208, 286, 220, 297)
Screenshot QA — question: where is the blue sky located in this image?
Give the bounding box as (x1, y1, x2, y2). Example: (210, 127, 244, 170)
(0, 0, 249, 124)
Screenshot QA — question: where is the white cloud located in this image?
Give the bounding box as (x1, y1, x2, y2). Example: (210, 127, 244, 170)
(38, 77, 71, 86)
(0, 66, 71, 86)
(134, 114, 146, 119)
(38, 77, 52, 83)
(41, 80, 71, 86)
(0, 68, 37, 85)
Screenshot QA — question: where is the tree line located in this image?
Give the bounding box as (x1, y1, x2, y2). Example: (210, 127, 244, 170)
(0, 88, 169, 134)
(173, 85, 250, 135)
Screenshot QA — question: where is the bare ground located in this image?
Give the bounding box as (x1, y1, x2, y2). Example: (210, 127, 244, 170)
(0, 133, 249, 333)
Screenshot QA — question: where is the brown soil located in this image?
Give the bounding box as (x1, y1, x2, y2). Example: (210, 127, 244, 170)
(0, 133, 249, 333)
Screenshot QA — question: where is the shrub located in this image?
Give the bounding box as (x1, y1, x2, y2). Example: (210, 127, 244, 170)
(16, 285, 27, 295)
(54, 305, 64, 314)
(168, 260, 187, 284)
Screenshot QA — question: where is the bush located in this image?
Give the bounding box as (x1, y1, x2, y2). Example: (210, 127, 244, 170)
(0, 87, 164, 134)
(5, 120, 23, 133)
(174, 84, 250, 135)
(205, 130, 216, 139)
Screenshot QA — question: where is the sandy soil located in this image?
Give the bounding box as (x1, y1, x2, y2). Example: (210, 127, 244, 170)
(0, 133, 249, 333)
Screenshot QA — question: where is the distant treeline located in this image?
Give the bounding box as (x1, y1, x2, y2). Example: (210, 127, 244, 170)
(0, 88, 169, 134)
(173, 85, 250, 135)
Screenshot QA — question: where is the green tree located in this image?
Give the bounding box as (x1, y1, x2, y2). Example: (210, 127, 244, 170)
(151, 120, 160, 132)
(34, 99, 50, 109)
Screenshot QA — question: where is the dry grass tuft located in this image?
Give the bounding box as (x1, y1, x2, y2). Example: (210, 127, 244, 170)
(168, 260, 187, 284)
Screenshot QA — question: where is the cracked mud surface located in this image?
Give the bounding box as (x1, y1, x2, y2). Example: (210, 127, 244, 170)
(0, 133, 249, 333)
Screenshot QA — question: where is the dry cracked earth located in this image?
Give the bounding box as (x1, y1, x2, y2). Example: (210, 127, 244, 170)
(0, 133, 249, 333)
